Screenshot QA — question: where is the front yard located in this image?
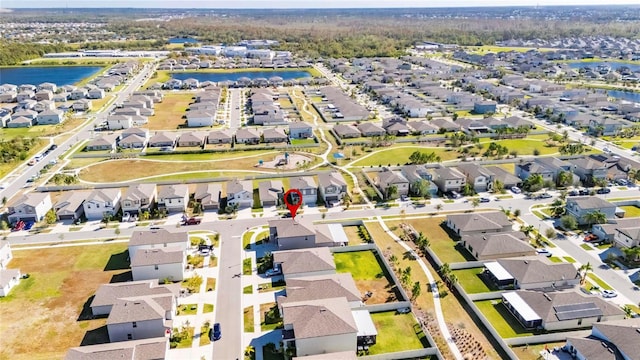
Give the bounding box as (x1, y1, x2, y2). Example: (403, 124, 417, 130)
(0, 243, 130, 360)
(333, 250, 401, 303)
(367, 312, 428, 355)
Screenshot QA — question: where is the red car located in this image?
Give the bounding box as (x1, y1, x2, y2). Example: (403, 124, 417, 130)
(584, 234, 599, 242)
(183, 217, 201, 225)
(11, 220, 25, 232)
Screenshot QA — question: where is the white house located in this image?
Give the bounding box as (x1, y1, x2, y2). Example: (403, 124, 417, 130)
(107, 115, 133, 130)
(0, 268, 22, 297)
(82, 188, 122, 221)
(157, 184, 189, 213)
(0, 243, 13, 270)
(106, 297, 173, 342)
(289, 176, 318, 206)
(128, 229, 189, 258)
(226, 179, 253, 209)
(37, 109, 64, 125)
(7, 192, 52, 224)
(130, 248, 185, 282)
(65, 337, 169, 359)
(186, 111, 215, 127)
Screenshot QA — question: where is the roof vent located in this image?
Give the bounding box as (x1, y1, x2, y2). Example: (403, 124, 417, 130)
(524, 260, 528, 264)
(601, 341, 608, 347)
(543, 293, 552, 301)
(636, 328, 640, 334)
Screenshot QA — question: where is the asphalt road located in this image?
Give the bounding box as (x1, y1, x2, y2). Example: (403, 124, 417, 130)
(0, 62, 156, 202)
(228, 88, 242, 130)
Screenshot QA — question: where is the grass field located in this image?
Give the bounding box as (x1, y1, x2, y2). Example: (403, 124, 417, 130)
(368, 312, 428, 355)
(620, 205, 640, 217)
(351, 147, 460, 167)
(475, 300, 535, 338)
(387, 217, 470, 264)
(333, 250, 400, 304)
(454, 268, 495, 294)
(467, 45, 559, 53)
(148, 92, 193, 130)
(243, 306, 254, 332)
(0, 243, 129, 360)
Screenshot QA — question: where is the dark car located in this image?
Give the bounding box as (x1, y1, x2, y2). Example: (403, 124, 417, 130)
(48, 144, 57, 151)
(479, 197, 490, 203)
(568, 190, 579, 197)
(596, 188, 611, 194)
(579, 189, 590, 196)
(23, 221, 35, 231)
(210, 323, 221, 341)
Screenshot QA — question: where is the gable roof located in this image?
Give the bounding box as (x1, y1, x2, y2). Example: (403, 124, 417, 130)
(129, 229, 188, 247)
(282, 297, 357, 339)
(497, 258, 577, 285)
(318, 171, 347, 189)
(106, 297, 166, 324)
(130, 247, 184, 267)
(9, 192, 51, 208)
(194, 183, 222, 206)
(278, 273, 361, 305)
(86, 188, 120, 203)
(447, 211, 511, 232)
(567, 196, 616, 211)
(592, 318, 640, 359)
(54, 191, 88, 215)
(273, 247, 336, 274)
(91, 279, 178, 308)
(157, 184, 188, 199)
(462, 231, 535, 259)
(259, 180, 283, 203)
(290, 176, 317, 190)
(65, 337, 168, 360)
(123, 183, 156, 202)
(226, 179, 252, 195)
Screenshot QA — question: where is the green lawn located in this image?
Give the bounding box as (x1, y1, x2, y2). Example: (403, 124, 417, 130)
(587, 273, 613, 290)
(172, 327, 194, 349)
(334, 251, 386, 280)
(177, 304, 198, 315)
(243, 306, 254, 332)
(243, 285, 253, 294)
(453, 268, 495, 294)
(258, 280, 287, 293)
(206, 277, 216, 291)
(620, 205, 640, 217)
(199, 325, 211, 346)
(475, 300, 535, 338)
(367, 312, 428, 355)
(351, 146, 460, 167)
(580, 244, 593, 250)
(481, 139, 559, 156)
(243, 258, 252, 275)
(203, 303, 214, 314)
(563, 256, 576, 263)
(548, 256, 563, 263)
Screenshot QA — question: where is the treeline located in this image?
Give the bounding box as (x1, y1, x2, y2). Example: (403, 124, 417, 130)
(0, 137, 39, 164)
(0, 41, 69, 66)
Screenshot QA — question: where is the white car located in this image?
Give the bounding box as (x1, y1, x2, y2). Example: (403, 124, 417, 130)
(602, 290, 617, 298)
(511, 186, 522, 194)
(265, 268, 282, 277)
(536, 248, 552, 257)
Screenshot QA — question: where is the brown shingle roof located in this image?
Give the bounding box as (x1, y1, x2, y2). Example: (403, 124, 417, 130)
(273, 247, 336, 275)
(65, 337, 168, 360)
(282, 297, 357, 339)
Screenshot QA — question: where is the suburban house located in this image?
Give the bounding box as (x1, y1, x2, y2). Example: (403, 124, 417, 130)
(73, 99, 93, 111)
(456, 163, 495, 192)
(568, 157, 609, 185)
(446, 211, 512, 237)
(564, 318, 640, 360)
(318, 171, 348, 206)
(194, 183, 222, 211)
(485, 258, 580, 290)
(207, 129, 233, 144)
(401, 165, 439, 197)
(119, 134, 147, 149)
(65, 337, 169, 360)
(177, 131, 206, 148)
(37, 109, 64, 125)
(258, 180, 284, 207)
(613, 227, 640, 249)
(589, 118, 624, 136)
(591, 217, 638, 244)
(186, 111, 216, 127)
(515, 157, 575, 183)
(226, 179, 254, 209)
(433, 166, 466, 193)
(501, 289, 624, 331)
(376, 169, 409, 199)
(289, 176, 318, 206)
(85, 134, 119, 152)
(565, 197, 619, 225)
(332, 124, 361, 139)
(90, 279, 179, 317)
(130, 248, 186, 282)
(461, 231, 536, 260)
(107, 115, 133, 130)
(106, 296, 174, 342)
(0, 243, 21, 297)
(54, 190, 88, 221)
(281, 297, 358, 357)
(289, 122, 313, 139)
(128, 229, 189, 257)
(7, 192, 52, 224)
(157, 185, 189, 213)
(357, 123, 386, 137)
(147, 132, 177, 148)
(235, 128, 260, 145)
(121, 184, 157, 216)
(83, 188, 122, 221)
(268, 220, 348, 250)
(484, 166, 522, 189)
(262, 128, 288, 143)
(272, 247, 337, 280)
(276, 273, 362, 309)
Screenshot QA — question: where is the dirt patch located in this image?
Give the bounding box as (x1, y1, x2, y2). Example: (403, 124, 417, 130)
(260, 153, 312, 170)
(354, 279, 400, 304)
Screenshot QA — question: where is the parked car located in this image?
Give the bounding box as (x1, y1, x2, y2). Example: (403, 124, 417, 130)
(11, 220, 25, 232)
(23, 221, 35, 231)
(182, 217, 201, 225)
(478, 197, 490, 203)
(211, 323, 222, 341)
(578, 188, 590, 196)
(536, 248, 552, 257)
(396, 307, 411, 314)
(568, 190, 579, 197)
(27, 159, 36, 166)
(122, 212, 131, 222)
(602, 290, 618, 298)
(265, 268, 282, 277)
(537, 193, 553, 199)
(448, 191, 462, 199)
(616, 179, 628, 186)
(596, 187, 611, 194)
(584, 234, 600, 242)
(510, 186, 522, 194)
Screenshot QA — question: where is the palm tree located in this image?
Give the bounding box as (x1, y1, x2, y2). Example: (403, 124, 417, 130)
(411, 281, 421, 301)
(582, 210, 607, 227)
(521, 225, 535, 236)
(623, 305, 633, 319)
(435, 204, 443, 212)
(387, 185, 398, 200)
(578, 262, 593, 285)
(623, 247, 640, 262)
(244, 345, 256, 360)
(471, 198, 480, 209)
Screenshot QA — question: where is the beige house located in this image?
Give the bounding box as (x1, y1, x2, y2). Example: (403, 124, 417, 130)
(157, 184, 188, 213)
(130, 248, 185, 282)
(273, 247, 337, 280)
(121, 184, 157, 215)
(461, 231, 536, 260)
(7, 192, 52, 224)
(65, 337, 169, 360)
(446, 211, 512, 237)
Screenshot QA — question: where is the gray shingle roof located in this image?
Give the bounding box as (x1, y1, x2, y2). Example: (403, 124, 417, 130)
(91, 279, 176, 308)
(498, 258, 577, 285)
(273, 247, 336, 274)
(278, 273, 361, 305)
(447, 211, 511, 232)
(65, 337, 168, 360)
(129, 229, 188, 247)
(282, 297, 357, 339)
(130, 248, 184, 267)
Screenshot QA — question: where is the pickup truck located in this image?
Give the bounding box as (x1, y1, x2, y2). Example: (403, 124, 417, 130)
(182, 217, 202, 225)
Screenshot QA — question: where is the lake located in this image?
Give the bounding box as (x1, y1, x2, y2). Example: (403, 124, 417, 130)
(566, 61, 640, 72)
(607, 90, 640, 103)
(168, 37, 199, 44)
(170, 70, 312, 82)
(0, 66, 103, 86)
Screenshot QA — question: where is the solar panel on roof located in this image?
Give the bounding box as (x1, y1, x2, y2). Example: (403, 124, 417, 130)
(554, 302, 599, 313)
(556, 308, 603, 321)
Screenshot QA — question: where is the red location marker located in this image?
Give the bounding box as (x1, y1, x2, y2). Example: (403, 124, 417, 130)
(283, 189, 303, 220)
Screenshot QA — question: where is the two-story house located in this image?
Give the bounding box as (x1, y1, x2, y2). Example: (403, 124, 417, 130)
(318, 171, 348, 206)
(258, 180, 284, 208)
(289, 176, 318, 206)
(7, 193, 52, 224)
(106, 296, 174, 342)
(432, 166, 466, 193)
(568, 157, 609, 186)
(83, 188, 122, 221)
(613, 227, 640, 250)
(376, 169, 409, 199)
(194, 183, 222, 211)
(288, 122, 313, 139)
(121, 184, 157, 216)
(565, 197, 618, 226)
(515, 157, 575, 183)
(226, 179, 253, 209)
(155, 185, 188, 213)
(456, 163, 495, 192)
